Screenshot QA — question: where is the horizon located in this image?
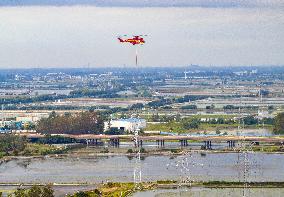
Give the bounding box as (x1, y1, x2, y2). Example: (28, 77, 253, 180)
(0, 64, 283, 71)
(1, 0, 284, 8)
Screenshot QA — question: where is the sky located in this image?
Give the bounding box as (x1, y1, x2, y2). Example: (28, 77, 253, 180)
(0, 0, 283, 68)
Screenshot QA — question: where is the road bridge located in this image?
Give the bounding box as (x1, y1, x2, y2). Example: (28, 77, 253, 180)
(17, 133, 284, 148)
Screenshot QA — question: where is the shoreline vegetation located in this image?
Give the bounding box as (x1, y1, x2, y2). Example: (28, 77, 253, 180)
(73, 180, 284, 197)
(1, 143, 284, 162)
(2, 181, 284, 197)
(2, 149, 284, 171)
(1, 129, 284, 160)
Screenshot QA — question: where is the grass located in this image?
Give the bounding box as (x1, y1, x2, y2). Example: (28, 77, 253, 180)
(199, 123, 239, 131)
(71, 182, 138, 197)
(252, 146, 284, 152)
(0, 143, 65, 158)
(70, 180, 284, 197)
(146, 121, 240, 133)
(146, 121, 186, 133)
(146, 120, 273, 133)
(4, 180, 284, 197)
(22, 143, 67, 156)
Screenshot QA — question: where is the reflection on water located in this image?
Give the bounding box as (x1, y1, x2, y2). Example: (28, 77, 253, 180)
(15, 158, 32, 169)
(133, 187, 284, 197)
(0, 153, 284, 184)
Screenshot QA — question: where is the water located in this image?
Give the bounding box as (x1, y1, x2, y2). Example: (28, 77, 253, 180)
(1, 153, 284, 184)
(133, 187, 284, 197)
(117, 141, 229, 150)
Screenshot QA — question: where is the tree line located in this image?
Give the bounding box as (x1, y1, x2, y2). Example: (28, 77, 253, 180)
(0, 134, 26, 156)
(36, 111, 104, 135)
(6, 185, 54, 197)
(130, 95, 209, 110)
(273, 112, 284, 134)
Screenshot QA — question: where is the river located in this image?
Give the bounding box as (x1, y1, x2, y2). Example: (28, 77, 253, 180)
(1, 152, 284, 184)
(133, 187, 284, 197)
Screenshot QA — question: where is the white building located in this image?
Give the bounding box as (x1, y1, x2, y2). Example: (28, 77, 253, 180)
(16, 116, 40, 123)
(104, 118, 146, 133)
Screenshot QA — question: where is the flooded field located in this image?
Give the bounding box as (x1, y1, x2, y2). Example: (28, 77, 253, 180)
(133, 187, 284, 197)
(1, 153, 284, 184)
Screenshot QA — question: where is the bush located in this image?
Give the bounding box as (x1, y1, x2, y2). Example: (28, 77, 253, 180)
(13, 150, 19, 156)
(22, 149, 31, 156)
(0, 134, 27, 155)
(156, 180, 177, 184)
(73, 191, 88, 197)
(273, 112, 284, 134)
(140, 147, 146, 153)
(105, 128, 124, 135)
(243, 116, 258, 125)
(38, 135, 73, 144)
(127, 149, 133, 153)
(12, 185, 54, 197)
(181, 105, 197, 110)
(101, 148, 109, 153)
(182, 119, 200, 129)
(216, 129, 221, 135)
(170, 149, 179, 153)
(0, 152, 5, 158)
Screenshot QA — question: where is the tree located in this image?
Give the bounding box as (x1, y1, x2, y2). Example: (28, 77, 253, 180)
(175, 113, 181, 122)
(0, 134, 27, 155)
(12, 185, 54, 197)
(206, 104, 215, 110)
(14, 189, 27, 197)
(273, 113, 284, 134)
(28, 185, 42, 197)
(216, 128, 221, 135)
(182, 119, 200, 129)
(217, 118, 225, 124)
(209, 118, 217, 124)
(105, 127, 124, 135)
(151, 113, 160, 122)
(41, 185, 54, 197)
(263, 117, 274, 125)
(36, 111, 104, 135)
(129, 103, 144, 110)
(73, 191, 88, 197)
(181, 105, 197, 110)
(268, 105, 274, 110)
(243, 116, 257, 125)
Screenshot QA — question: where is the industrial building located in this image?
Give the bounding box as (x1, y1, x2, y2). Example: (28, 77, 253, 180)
(104, 118, 146, 133)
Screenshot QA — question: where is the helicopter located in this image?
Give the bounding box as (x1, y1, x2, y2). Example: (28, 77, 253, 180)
(117, 35, 146, 45)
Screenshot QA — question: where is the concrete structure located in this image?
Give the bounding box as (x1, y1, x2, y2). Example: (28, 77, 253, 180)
(20, 134, 284, 149)
(104, 118, 146, 133)
(16, 116, 40, 123)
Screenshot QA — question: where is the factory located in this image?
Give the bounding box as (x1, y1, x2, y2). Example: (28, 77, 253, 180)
(104, 118, 146, 133)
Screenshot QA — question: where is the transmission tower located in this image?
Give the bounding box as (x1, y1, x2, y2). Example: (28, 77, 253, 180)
(133, 122, 142, 188)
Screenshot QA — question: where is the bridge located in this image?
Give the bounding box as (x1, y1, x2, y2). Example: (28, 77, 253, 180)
(18, 133, 284, 149)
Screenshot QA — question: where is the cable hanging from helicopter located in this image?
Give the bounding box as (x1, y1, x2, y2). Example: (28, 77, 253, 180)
(117, 35, 147, 67)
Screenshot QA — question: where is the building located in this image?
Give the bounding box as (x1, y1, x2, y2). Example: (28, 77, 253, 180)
(104, 118, 146, 133)
(16, 116, 40, 123)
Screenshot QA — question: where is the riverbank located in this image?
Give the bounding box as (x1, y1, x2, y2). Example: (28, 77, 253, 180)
(2, 145, 284, 163)
(3, 180, 284, 197)
(70, 181, 284, 197)
(1, 152, 284, 196)
(1, 152, 284, 184)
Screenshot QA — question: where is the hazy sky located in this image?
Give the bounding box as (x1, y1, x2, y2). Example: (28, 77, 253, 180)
(0, 0, 283, 68)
